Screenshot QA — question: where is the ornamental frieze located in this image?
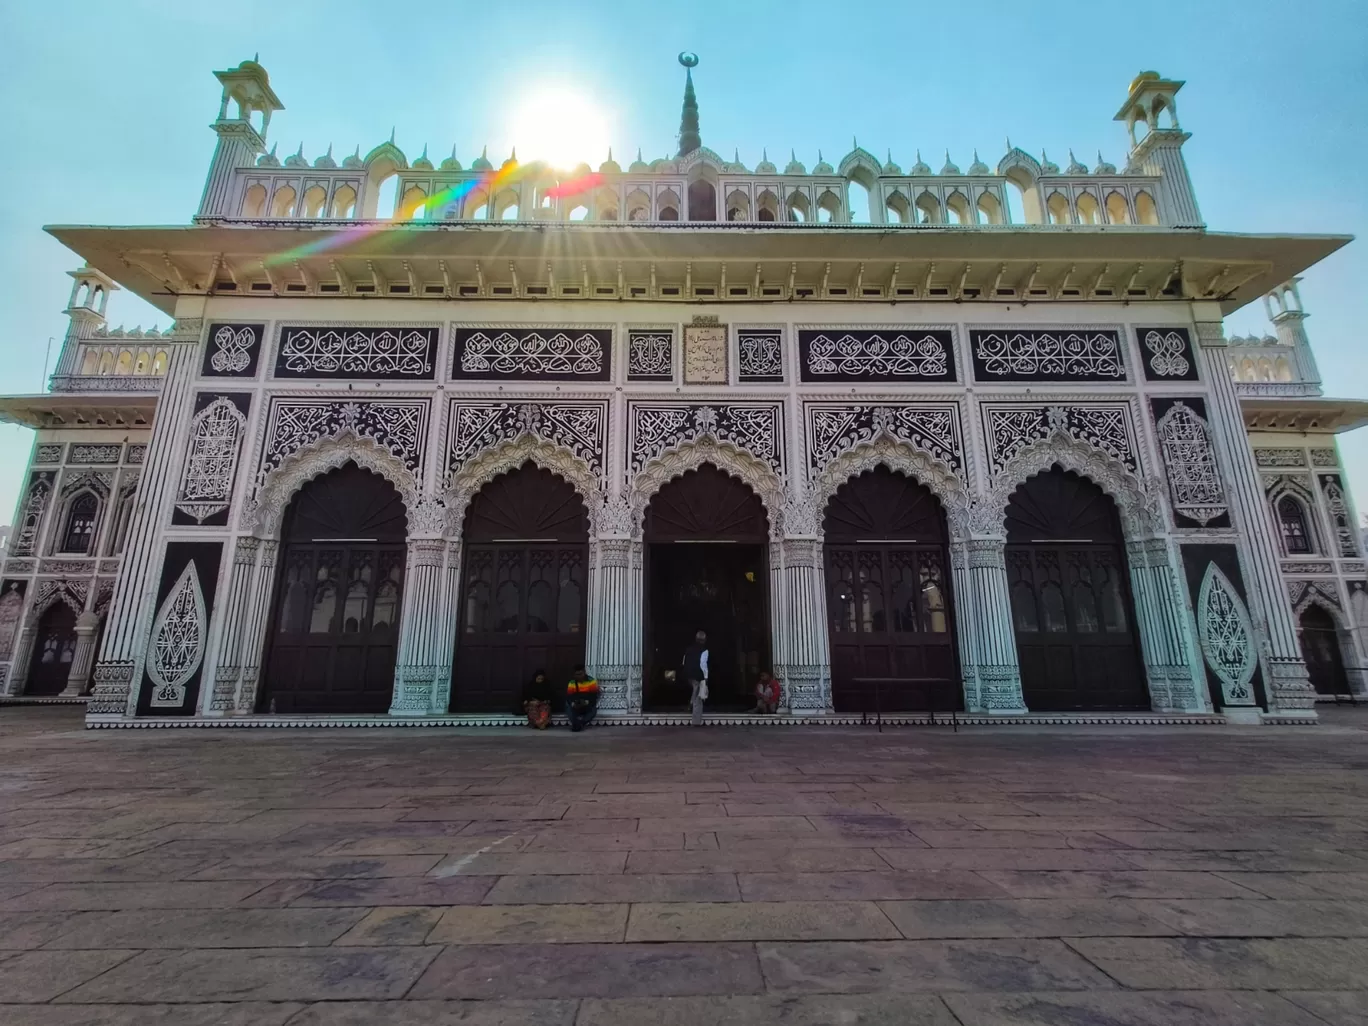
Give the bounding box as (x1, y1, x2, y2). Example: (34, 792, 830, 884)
(274, 324, 440, 380)
(451, 326, 610, 381)
(1255, 447, 1306, 468)
(201, 323, 264, 378)
(798, 327, 955, 382)
(257, 397, 430, 480)
(1151, 397, 1228, 528)
(446, 400, 608, 480)
(1136, 326, 1199, 382)
(628, 402, 784, 474)
(970, 328, 1125, 382)
(805, 402, 963, 476)
(627, 328, 674, 381)
(736, 329, 784, 382)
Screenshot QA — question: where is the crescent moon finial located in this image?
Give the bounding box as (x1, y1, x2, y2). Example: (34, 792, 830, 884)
(678, 52, 699, 68)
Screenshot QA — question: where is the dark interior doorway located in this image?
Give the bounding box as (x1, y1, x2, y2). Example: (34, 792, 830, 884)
(823, 467, 960, 712)
(453, 463, 588, 714)
(687, 179, 717, 221)
(27, 602, 77, 696)
(643, 464, 769, 712)
(1300, 605, 1349, 696)
(260, 463, 406, 715)
(1005, 468, 1148, 711)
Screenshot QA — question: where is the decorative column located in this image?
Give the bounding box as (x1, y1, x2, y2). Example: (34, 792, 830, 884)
(391, 534, 449, 715)
(586, 535, 634, 713)
(88, 337, 200, 717)
(1125, 536, 1208, 713)
(949, 543, 979, 709)
(1194, 314, 1316, 716)
(60, 611, 101, 697)
(207, 536, 258, 713)
(234, 539, 278, 713)
(776, 535, 832, 714)
(6, 626, 37, 697)
(962, 536, 1028, 713)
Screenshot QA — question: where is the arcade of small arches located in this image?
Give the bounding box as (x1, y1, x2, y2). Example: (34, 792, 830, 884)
(191, 429, 1216, 721)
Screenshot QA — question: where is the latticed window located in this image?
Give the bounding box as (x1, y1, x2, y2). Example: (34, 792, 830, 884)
(1277, 495, 1313, 555)
(60, 493, 99, 553)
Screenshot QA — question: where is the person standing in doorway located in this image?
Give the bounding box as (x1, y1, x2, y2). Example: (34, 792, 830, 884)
(566, 665, 599, 732)
(682, 630, 709, 726)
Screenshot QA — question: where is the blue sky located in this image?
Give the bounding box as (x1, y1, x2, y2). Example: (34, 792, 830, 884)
(0, 0, 1365, 520)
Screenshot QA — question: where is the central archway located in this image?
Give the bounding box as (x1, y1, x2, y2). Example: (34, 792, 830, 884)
(1005, 468, 1147, 711)
(27, 602, 78, 696)
(260, 463, 407, 714)
(643, 463, 770, 712)
(823, 467, 959, 713)
(453, 463, 588, 714)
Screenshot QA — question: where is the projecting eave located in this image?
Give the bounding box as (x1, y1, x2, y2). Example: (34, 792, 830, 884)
(1240, 395, 1368, 434)
(0, 392, 158, 430)
(44, 221, 1351, 317)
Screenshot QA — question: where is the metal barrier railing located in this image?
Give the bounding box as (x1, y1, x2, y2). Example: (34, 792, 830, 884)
(850, 677, 959, 732)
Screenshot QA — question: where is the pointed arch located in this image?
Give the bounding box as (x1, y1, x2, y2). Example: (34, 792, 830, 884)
(301, 185, 328, 218)
(810, 438, 970, 542)
(1105, 191, 1130, 224)
(985, 436, 1157, 540)
(1075, 192, 1101, 225)
(1135, 190, 1159, 225)
(400, 185, 427, 219)
(444, 435, 603, 539)
(915, 191, 941, 225)
(945, 190, 973, 225)
(628, 438, 784, 540)
(242, 183, 268, 218)
(786, 190, 811, 222)
(885, 189, 910, 224)
(837, 147, 882, 181)
(329, 184, 357, 219)
(30, 580, 84, 619)
(725, 188, 751, 221)
(977, 190, 1004, 225)
(244, 435, 419, 539)
(269, 185, 297, 218)
(756, 189, 779, 222)
(625, 188, 651, 221)
(815, 189, 843, 223)
(1047, 192, 1071, 225)
(996, 148, 1042, 180)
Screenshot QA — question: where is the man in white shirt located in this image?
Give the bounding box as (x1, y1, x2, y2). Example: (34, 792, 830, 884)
(682, 630, 709, 726)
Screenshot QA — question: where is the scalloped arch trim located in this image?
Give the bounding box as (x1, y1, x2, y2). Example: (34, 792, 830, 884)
(443, 435, 602, 537)
(629, 438, 784, 538)
(810, 438, 971, 541)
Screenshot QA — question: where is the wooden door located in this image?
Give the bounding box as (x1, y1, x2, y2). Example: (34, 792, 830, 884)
(454, 464, 588, 713)
(1300, 605, 1349, 696)
(27, 603, 77, 696)
(1006, 468, 1148, 711)
(823, 467, 959, 712)
(262, 464, 406, 715)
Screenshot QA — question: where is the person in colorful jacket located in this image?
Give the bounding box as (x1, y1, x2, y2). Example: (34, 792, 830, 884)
(750, 670, 781, 714)
(566, 666, 599, 732)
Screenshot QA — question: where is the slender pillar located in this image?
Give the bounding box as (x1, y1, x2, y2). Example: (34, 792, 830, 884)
(391, 537, 448, 715)
(949, 543, 979, 709)
(208, 536, 258, 713)
(964, 537, 1027, 713)
(1195, 316, 1317, 717)
(628, 538, 644, 712)
(778, 536, 831, 714)
(234, 539, 278, 713)
(587, 537, 633, 713)
(60, 611, 101, 697)
(7, 626, 37, 697)
(88, 340, 199, 717)
(1126, 536, 1207, 712)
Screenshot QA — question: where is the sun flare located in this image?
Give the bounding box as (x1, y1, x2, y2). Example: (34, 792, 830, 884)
(508, 87, 614, 169)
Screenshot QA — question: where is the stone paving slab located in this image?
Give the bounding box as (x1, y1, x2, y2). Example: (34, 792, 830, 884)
(1, 705, 1368, 1019)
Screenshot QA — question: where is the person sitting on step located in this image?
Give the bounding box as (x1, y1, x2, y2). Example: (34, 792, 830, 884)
(566, 665, 599, 732)
(750, 670, 782, 714)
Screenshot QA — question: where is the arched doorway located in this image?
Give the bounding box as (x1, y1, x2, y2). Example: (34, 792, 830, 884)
(687, 179, 717, 221)
(1005, 468, 1147, 711)
(26, 603, 77, 696)
(1300, 605, 1349, 696)
(453, 464, 588, 713)
(643, 464, 769, 711)
(260, 464, 407, 714)
(823, 467, 959, 712)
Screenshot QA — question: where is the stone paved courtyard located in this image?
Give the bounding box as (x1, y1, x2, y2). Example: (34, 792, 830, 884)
(1, 708, 1368, 1024)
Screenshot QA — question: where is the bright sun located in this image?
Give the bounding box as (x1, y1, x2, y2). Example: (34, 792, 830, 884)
(509, 88, 614, 169)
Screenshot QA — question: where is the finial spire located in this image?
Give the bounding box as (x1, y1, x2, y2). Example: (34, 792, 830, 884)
(389, 126, 396, 145)
(676, 52, 701, 158)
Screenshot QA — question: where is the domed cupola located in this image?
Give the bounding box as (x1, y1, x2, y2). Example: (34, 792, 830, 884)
(471, 145, 493, 172)
(342, 145, 364, 169)
(411, 144, 434, 170)
(755, 148, 777, 173)
(313, 144, 337, 169)
(967, 150, 989, 175)
(599, 148, 621, 174)
(629, 147, 650, 172)
(939, 151, 961, 175)
(784, 149, 807, 175)
(1094, 151, 1117, 175)
(284, 143, 309, 168)
(1065, 150, 1089, 175)
(882, 150, 903, 175)
(439, 145, 462, 171)
(257, 143, 281, 168)
(812, 150, 834, 175)
(909, 150, 932, 176)
(1040, 150, 1060, 174)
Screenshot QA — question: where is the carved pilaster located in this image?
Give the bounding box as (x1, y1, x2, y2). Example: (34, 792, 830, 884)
(963, 537, 1027, 713)
(87, 661, 135, 715)
(1125, 537, 1206, 712)
(6, 627, 37, 696)
(778, 536, 831, 713)
(392, 537, 452, 715)
(235, 539, 278, 713)
(587, 536, 635, 713)
(60, 612, 101, 696)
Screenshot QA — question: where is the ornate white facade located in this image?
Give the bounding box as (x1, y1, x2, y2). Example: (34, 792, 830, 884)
(0, 59, 1363, 724)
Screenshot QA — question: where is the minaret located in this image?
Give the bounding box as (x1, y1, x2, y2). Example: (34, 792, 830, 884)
(1113, 71, 1201, 228)
(196, 58, 285, 220)
(676, 52, 701, 158)
(1264, 278, 1322, 390)
(52, 265, 119, 380)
